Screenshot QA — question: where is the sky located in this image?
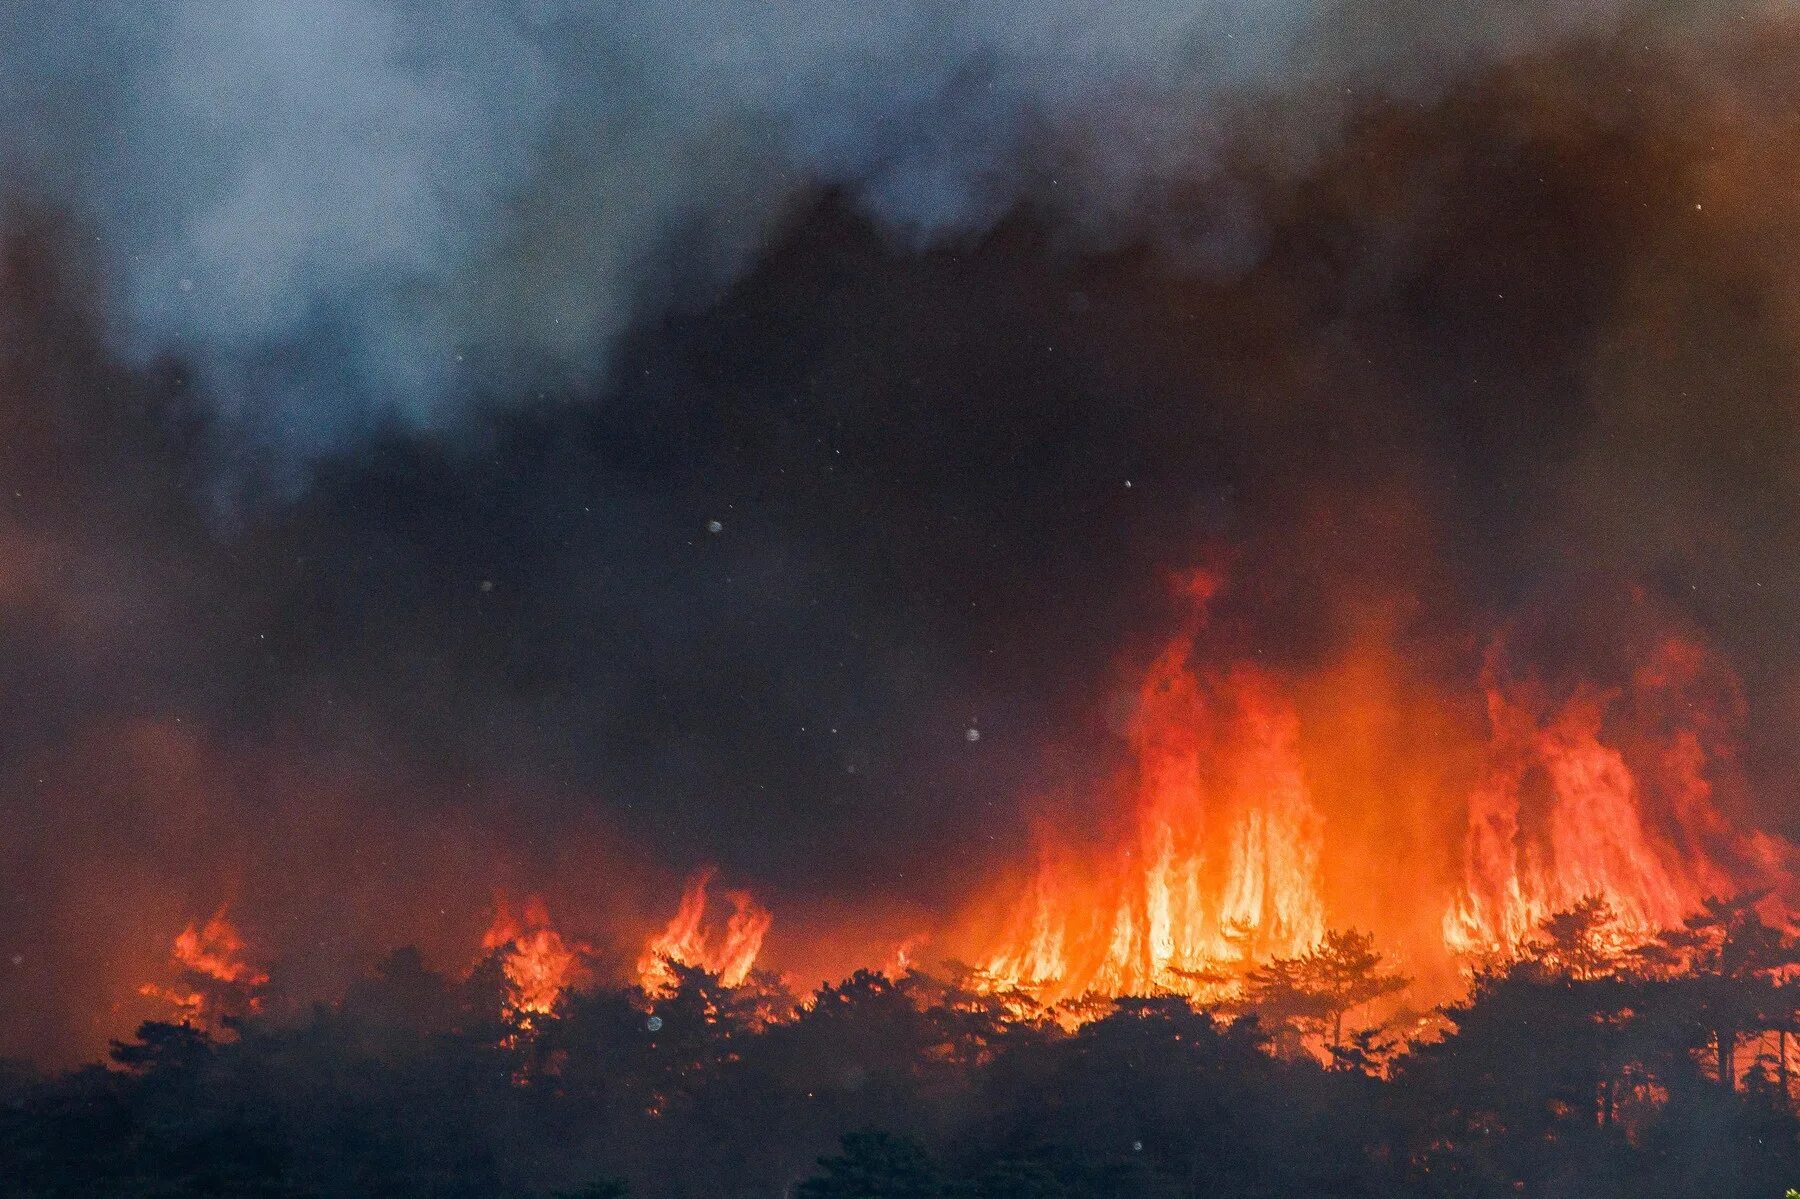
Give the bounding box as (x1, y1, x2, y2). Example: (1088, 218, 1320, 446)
(7, 1, 1800, 1061)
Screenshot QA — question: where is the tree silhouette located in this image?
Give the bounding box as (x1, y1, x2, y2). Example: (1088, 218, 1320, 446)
(797, 1131, 943, 1199)
(14, 922, 1800, 1199)
(1652, 893, 1800, 1092)
(1526, 895, 1630, 982)
(1244, 929, 1409, 1061)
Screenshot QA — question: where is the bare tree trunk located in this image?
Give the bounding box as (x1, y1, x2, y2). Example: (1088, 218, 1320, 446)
(1719, 1028, 1736, 1092)
(1781, 1028, 1791, 1110)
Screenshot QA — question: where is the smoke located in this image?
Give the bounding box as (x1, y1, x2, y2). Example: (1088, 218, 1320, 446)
(0, 0, 1694, 453)
(13, 2, 1800, 1064)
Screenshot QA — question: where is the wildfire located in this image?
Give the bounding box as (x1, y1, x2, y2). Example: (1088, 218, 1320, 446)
(1444, 637, 1793, 958)
(976, 578, 1798, 1012)
(980, 572, 1326, 1004)
(120, 597, 1799, 1045)
(637, 868, 771, 992)
(139, 907, 268, 1025)
(481, 895, 589, 1021)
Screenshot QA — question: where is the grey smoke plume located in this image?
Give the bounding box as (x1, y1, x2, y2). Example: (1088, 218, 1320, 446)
(0, 0, 1681, 452)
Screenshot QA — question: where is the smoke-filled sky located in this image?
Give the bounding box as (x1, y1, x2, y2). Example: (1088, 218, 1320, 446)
(8, 1, 1800, 1062)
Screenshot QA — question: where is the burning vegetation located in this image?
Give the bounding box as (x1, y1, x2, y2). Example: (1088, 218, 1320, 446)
(134, 575, 1799, 1072)
(959, 572, 1800, 1033)
(137, 909, 269, 1029)
(977, 569, 1328, 1005)
(481, 895, 591, 1023)
(17, 8, 1800, 1193)
(636, 868, 772, 994)
(1444, 636, 1794, 960)
(144, 875, 781, 1038)
(81, 882, 1800, 1198)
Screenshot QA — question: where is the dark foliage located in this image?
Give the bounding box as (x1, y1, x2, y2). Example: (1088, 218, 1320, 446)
(3, 915, 1800, 1199)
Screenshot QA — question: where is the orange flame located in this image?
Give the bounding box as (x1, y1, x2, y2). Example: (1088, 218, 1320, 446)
(980, 574, 1326, 1003)
(481, 895, 588, 1020)
(1445, 636, 1793, 958)
(637, 868, 771, 992)
(976, 586, 1799, 1012)
(139, 907, 268, 1024)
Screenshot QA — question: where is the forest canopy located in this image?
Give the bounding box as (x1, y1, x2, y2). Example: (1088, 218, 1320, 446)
(4, 898, 1799, 1199)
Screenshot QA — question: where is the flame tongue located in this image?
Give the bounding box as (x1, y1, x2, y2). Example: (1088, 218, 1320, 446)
(481, 895, 587, 1020)
(140, 907, 268, 1025)
(981, 577, 1327, 1003)
(1444, 636, 1791, 959)
(637, 868, 771, 991)
(125, 597, 1800, 1038)
(172, 910, 266, 987)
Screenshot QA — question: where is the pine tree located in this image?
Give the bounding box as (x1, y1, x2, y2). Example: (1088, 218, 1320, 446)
(1244, 929, 1409, 1062)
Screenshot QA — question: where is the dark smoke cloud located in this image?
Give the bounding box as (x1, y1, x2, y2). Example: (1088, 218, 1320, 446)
(0, 0, 1704, 452)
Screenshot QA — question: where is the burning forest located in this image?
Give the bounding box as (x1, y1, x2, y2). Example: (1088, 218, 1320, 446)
(11, 1, 1800, 1196)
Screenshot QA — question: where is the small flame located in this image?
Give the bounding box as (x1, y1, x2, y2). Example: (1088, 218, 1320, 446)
(481, 895, 588, 1020)
(637, 868, 771, 991)
(139, 907, 268, 1024)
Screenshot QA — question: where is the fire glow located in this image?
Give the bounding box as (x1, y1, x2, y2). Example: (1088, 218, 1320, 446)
(138, 577, 1799, 1036)
(1443, 636, 1794, 959)
(968, 573, 1799, 1014)
(636, 868, 772, 993)
(978, 570, 1327, 1004)
(481, 895, 590, 1021)
(143, 874, 775, 1031)
(139, 908, 269, 1026)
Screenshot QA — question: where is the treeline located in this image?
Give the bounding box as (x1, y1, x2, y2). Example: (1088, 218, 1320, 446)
(3, 897, 1800, 1198)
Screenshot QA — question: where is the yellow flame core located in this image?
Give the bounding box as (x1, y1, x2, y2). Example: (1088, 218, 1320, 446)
(980, 591, 1328, 1004)
(637, 868, 771, 992)
(1445, 637, 1791, 958)
(482, 896, 587, 1020)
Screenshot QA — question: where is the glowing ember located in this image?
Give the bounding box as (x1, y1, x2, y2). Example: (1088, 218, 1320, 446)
(139, 908, 268, 1025)
(637, 867, 771, 991)
(980, 572, 1325, 1004)
(481, 895, 588, 1020)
